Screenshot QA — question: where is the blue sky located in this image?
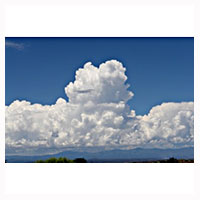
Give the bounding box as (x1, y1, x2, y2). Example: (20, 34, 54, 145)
(5, 37, 194, 115)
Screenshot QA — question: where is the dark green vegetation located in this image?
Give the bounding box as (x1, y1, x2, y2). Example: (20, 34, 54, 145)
(34, 157, 193, 163)
(132, 157, 194, 163)
(35, 157, 87, 163)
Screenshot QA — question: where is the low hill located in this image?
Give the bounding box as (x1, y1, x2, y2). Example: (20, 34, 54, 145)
(6, 147, 194, 163)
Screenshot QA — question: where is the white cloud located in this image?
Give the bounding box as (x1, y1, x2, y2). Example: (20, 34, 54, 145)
(5, 60, 194, 155)
(5, 41, 25, 50)
(65, 60, 133, 104)
(138, 102, 194, 148)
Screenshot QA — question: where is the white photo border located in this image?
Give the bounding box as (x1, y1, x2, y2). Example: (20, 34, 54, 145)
(0, 0, 199, 200)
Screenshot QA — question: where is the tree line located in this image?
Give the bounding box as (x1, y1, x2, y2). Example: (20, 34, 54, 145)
(35, 157, 87, 163)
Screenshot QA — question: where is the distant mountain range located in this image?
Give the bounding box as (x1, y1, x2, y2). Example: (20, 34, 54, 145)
(5, 147, 194, 163)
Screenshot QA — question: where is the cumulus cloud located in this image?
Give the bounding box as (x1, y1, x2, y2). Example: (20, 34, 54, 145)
(65, 61, 133, 104)
(5, 41, 25, 50)
(5, 60, 194, 155)
(138, 102, 194, 148)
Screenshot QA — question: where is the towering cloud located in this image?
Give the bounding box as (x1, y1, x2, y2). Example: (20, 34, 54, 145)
(65, 60, 133, 104)
(5, 60, 194, 155)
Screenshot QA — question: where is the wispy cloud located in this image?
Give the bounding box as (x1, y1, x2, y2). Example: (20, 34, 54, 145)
(5, 41, 25, 50)
(74, 88, 94, 93)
